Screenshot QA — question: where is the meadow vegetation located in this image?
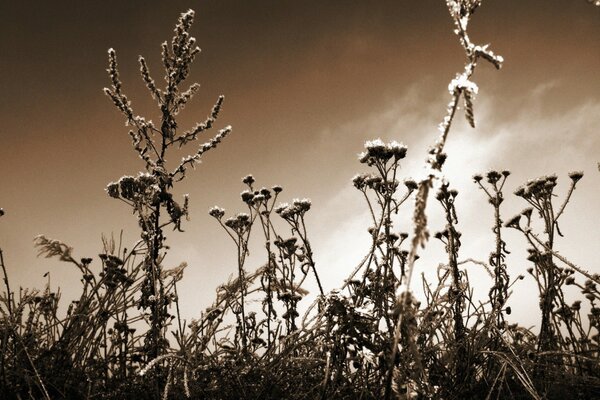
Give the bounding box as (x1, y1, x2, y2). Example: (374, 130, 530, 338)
(1, 1, 599, 399)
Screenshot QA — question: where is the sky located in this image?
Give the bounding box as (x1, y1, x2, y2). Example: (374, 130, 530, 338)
(0, 0, 599, 328)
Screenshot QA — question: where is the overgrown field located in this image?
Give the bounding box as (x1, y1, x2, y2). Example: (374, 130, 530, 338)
(1, 2, 599, 399)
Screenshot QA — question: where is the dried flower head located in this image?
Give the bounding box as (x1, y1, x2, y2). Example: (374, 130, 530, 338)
(272, 185, 283, 193)
(359, 139, 408, 165)
(240, 190, 254, 204)
(277, 198, 312, 219)
(259, 187, 271, 198)
(505, 214, 521, 230)
(106, 182, 119, 199)
(568, 171, 584, 183)
(208, 206, 225, 219)
(388, 140, 408, 160)
(242, 174, 255, 186)
(224, 213, 251, 232)
(352, 174, 367, 190)
(486, 170, 502, 185)
(521, 207, 533, 221)
(404, 179, 418, 191)
(274, 203, 289, 215)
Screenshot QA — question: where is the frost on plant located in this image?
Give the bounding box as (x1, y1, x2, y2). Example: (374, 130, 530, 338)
(103, 9, 231, 360)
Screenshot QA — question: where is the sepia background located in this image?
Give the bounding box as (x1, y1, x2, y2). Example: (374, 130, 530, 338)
(1, 0, 599, 327)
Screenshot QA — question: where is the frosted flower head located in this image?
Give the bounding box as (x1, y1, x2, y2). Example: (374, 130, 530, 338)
(521, 207, 534, 220)
(259, 187, 272, 200)
(208, 206, 225, 219)
(360, 138, 404, 164)
(274, 202, 289, 215)
(237, 213, 250, 223)
(514, 186, 526, 197)
(106, 182, 120, 198)
(365, 138, 386, 153)
(364, 175, 383, 191)
(137, 172, 157, 188)
(504, 214, 521, 230)
(118, 176, 136, 200)
(224, 217, 237, 229)
(275, 199, 311, 219)
(517, 175, 557, 199)
(388, 140, 408, 160)
(568, 171, 583, 184)
(242, 174, 255, 186)
(352, 174, 367, 190)
(358, 151, 369, 163)
(435, 183, 457, 202)
(240, 190, 254, 204)
(111, 173, 161, 203)
(404, 179, 418, 191)
(275, 237, 298, 252)
(293, 198, 312, 213)
(180, 9, 195, 27)
(224, 213, 251, 232)
(272, 185, 283, 194)
(486, 170, 502, 185)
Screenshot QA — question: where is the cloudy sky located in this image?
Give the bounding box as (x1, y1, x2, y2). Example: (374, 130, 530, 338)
(1, 0, 599, 326)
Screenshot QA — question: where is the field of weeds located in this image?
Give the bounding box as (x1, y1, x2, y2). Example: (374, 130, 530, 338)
(1, 1, 599, 399)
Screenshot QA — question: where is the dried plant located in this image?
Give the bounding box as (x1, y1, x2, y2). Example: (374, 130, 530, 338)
(103, 9, 231, 362)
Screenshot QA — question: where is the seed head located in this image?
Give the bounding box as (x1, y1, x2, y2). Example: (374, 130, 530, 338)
(352, 174, 367, 190)
(208, 206, 225, 219)
(505, 214, 521, 230)
(242, 174, 255, 186)
(486, 170, 501, 185)
(240, 190, 254, 204)
(259, 187, 271, 198)
(404, 179, 418, 191)
(274, 203, 289, 215)
(568, 171, 583, 184)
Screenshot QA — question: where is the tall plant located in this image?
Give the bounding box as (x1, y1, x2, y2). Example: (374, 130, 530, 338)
(103, 9, 231, 360)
